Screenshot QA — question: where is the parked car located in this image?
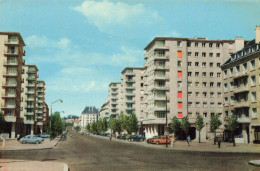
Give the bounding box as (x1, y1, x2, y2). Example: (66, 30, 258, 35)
(61, 133, 67, 140)
(39, 133, 50, 138)
(149, 136, 171, 144)
(129, 135, 146, 142)
(19, 135, 44, 144)
(84, 132, 90, 135)
(147, 135, 159, 143)
(117, 135, 126, 140)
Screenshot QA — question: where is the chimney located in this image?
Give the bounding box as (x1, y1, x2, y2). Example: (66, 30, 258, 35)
(235, 37, 244, 52)
(256, 25, 260, 43)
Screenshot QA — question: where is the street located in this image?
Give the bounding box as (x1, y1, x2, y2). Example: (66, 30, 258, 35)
(1, 132, 260, 171)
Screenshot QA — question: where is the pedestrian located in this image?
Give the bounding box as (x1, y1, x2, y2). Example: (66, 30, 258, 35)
(187, 135, 191, 146)
(217, 137, 221, 149)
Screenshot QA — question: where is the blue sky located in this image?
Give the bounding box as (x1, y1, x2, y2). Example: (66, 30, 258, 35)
(0, 0, 259, 117)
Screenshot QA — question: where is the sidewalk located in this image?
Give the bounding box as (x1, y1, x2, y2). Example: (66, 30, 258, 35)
(0, 159, 68, 171)
(0, 137, 61, 151)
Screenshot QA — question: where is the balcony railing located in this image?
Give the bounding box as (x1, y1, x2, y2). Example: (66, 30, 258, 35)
(234, 84, 249, 93)
(1, 104, 16, 109)
(4, 50, 19, 55)
(5, 40, 19, 45)
(26, 77, 35, 81)
(2, 83, 17, 88)
(3, 62, 18, 66)
(154, 65, 170, 70)
(2, 93, 16, 98)
(233, 70, 248, 79)
(234, 100, 250, 108)
(153, 55, 169, 61)
(153, 86, 170, 91)
(237, 114, 250, 123)
(3, 72, 18, 77)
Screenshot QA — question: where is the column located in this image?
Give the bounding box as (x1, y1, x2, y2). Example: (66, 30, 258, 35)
(242, 124, 248, 143)
(11, 122, 15, 138)
(30, 125, 34, 135)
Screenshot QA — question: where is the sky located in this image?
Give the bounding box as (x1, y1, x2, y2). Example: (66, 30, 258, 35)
(0, 0, 259, 117)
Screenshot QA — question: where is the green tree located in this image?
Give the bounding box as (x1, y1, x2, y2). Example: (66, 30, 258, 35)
(181, 116, 190, 138)
(0, 112, 6, 134)
(109, 119, 122, 136)
(125, 113, 138, 134)
(86, 123, 91, 132)
(195, 114, 205, 143)
(210, 115, 222, 145)
(170, 116, 181, 138)
(49, 112, 64, 138)
(74, 126, 81, 132)
(226, 114, 239, 146)
(90, 122, 97, 134)
(119, 113, 127, 132)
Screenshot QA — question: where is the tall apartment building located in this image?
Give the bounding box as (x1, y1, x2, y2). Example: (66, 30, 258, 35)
(36, 81, 45, 133)
(0, 32, 25, 138)
(142, 36, 245, 139)
(42, 101, 49, 132)
(20, 65, 38, 135)
(109, 82, 121, 119)
(221, 26, 260, 144)
(121, 67, 145, 121)
(81, 106, 98, 129)
(99, 99, 110, 120)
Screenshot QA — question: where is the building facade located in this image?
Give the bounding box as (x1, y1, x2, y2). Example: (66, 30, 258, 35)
(81, 106, 99, 129)
(221, 26, 260, 144)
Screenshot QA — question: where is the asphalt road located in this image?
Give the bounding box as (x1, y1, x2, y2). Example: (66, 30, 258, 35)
(1, 132, 260, 171)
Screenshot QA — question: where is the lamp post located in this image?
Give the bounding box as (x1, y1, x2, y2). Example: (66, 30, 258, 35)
(50, 99, 63, 139)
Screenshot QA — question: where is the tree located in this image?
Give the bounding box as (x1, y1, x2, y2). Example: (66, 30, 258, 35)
(195, 114, 205, 143)
(50, 112, 64, 138)
(86, 123, 90, 132)
(210, 115, 222, 145)
(181, 116, 190, 138)
(170, 116, 181, 138)
(125, 113, 138, 134)
(0, 112, 6, 134)
(119, 113, 127, 132)
(109, 119, 122, 136)
(90, 122, 97, 134)
(74, 126, 81, 132)
(226, 114, 239, 146)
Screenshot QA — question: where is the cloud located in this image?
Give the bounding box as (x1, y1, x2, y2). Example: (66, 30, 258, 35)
(72, 0, 162, 31)
(26, 35, 70, 50)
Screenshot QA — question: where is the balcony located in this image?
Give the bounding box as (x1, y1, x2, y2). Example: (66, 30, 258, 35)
(27, 70, 36, 74)
(4, 115, 16, 122)
(126, 79, 135, 83)
(126, 101, 135, 104)
(153, 44, 169, 51)
(37, 100, 44, 103)
(234, 100, 250, 108)
(3, 72, 18, 77)
(4, 50, 19, 56)
(37, 105, 43, 109)
(111, 102, 118, 105)
(154, 65, 170, 70)
(233, 71, 248, 79)
(126, 108, 135, 111)
(153, 75, 170, 81)
(234, 85, 249, 93)
(126, 87, 135, 90)
(25, 105, 34, 109)
(2, 104, 16, 109)
(24, 120, 34, 125)
(37, 116, 43, 119)
(237, 114, 250, 123)
(153, 86, 170, 91)
(154, 106, 170, 112)
(26, 77, 36, 81)
(126, 94, 135, 97)
(37, 111, 43, 114)
(37, 84, 44, 88)
(2, 93, 16, 98)
(111, 87, 118, 90)
(125, 73, 135, 76)
(2, 83, 17, 88)
(26, 91, 35, 95)
(154, 96, 170, 101)
(24, 112, 34, 116)
(26, 84, 35, 88)
(26, 98, 35, 102)
(37, 95, 44, 98)
(153, 55, 169, 61)
(5, 40, 19, 45)
(36, 121, 43, 126)
(3, 62, 18, 67)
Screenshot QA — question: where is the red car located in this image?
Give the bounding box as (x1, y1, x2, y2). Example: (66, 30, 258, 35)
(150, 136, 171, 144)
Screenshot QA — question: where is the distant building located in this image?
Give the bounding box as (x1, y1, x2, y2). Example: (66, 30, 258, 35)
(80, 106, 98, 129)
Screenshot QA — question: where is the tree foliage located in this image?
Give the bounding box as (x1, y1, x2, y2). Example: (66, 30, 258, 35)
(181, 116, 190, 137)
(195, 114, 205, 143)
(0, 112, 6, 134)
(50, 112, 64, 138)
(125, 113, 138, 134)
(210, 115, 222, 144)
(226, 114, 239, 146)
(86, 123, 91, 132)
(74, 126, 81, 132)
(170, 116, 181, 136)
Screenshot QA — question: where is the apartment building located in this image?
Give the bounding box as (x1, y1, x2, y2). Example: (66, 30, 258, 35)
(42, 101, 49, 132)
(221, 26, 260, 144)
(108, 82, 121, 119)
(0, 32, 25, 138)
(35, 81, 45, 133)
(120, 67, 145, 121)
(142, 36, 245, 139)
(20, 65, 38, 135)
(81, 106, 98, 129)
(99, 99, 110, 120)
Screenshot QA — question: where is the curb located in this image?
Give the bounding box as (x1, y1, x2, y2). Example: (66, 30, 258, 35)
(248, 160, 260, 167)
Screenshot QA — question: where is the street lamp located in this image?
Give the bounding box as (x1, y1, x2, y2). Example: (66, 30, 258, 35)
(50, 99, 63, 138)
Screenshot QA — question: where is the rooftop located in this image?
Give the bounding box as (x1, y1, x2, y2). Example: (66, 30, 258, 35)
(81, 106, 99, 114)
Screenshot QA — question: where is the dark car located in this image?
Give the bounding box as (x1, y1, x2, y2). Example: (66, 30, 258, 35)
(117, 135, 126, 140)
(129, 135, 145, 142)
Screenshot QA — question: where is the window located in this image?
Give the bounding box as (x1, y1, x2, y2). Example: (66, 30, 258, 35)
(195, 52, 199, 57)
(202, 82, 207, 87)
(178, 112, 183, 118)
(210, 102, 214, 108)
(188, 102, 192, 107)
(217, 63, 221, 67)
(202, 62, 206, 67)
(196, 102, 200, 107)
(209, 62, 213, 67)
(177, 41, 182, 47)
(187, 42, 191, 47)
(195, 72, 199, 77)
(252, 108, 258, 119)
(230, 82, 234, 90)
(211, 113, 215, 117)
(224, 70, 228, 77)
(210, 82, 214, 87)
(202, 72, 206, 77)
(225, 111, 229, 117)
(210, 72, 214, 77)
(188, 82, 192, 87)
(178, 91, 182, 98)
(216, 43, 220, 48)
(188, 52, 192, 56)
(178, 61, 182, 67)
(195, 62, 199, 66)
(251, 75, 256, 86)
(195, 82, 199, 87)
(230, 68, 233, 75)
(243, 63, 247, 71)
(251, 92, 256, 102)
(217, 92, 222, 97)
(195, 92, 199, 97)
(209, 53, 213, 57)
(203, 113, 207, 117)
(202, 52, 206, 57)
(218, 102, 222, 107)
(202, 43, 206, 47)
(187, 62, 191, 66)
(210, 92, 214, 97)
(251, 60, 256, 69)
(217, 73, 221, 77)
(236, 65, 240, 72)
(224, 97, 228, 103)
(203, 102, 207, 108)
(178, 71, 182, 77)
(178, 102, 183, 108)
(157, 51, 165, 57)
(203, 92, 207, 97)
(209, 43, 213, 47)
(177, 81, 182, 87)
(216, 53, 220, 57)
(217, 82, 221, 87)
(177, 51, 182, 57)
(195, 42, 198, 47)
(188, 92, 192, 97)
(188, 72, 192, 76)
